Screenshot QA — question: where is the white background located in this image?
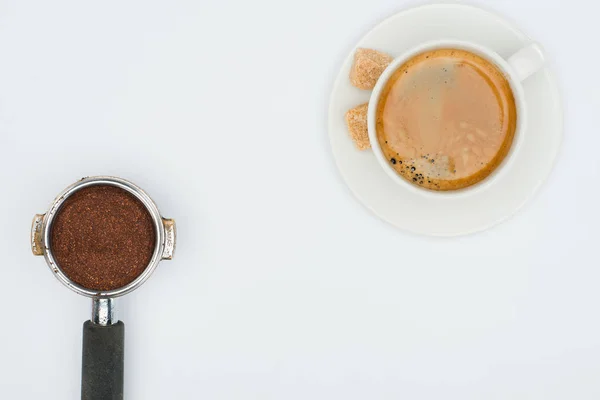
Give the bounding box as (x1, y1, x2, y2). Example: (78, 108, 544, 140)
(0, 0, 595, 399)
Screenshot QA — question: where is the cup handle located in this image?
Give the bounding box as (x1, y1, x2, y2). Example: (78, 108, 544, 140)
(507, 42, 545, 82)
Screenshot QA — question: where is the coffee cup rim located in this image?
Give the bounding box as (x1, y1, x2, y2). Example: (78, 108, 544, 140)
(367, 39, 527, 199)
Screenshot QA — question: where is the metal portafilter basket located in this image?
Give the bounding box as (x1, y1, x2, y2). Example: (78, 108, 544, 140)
(31, 176, 176, 400)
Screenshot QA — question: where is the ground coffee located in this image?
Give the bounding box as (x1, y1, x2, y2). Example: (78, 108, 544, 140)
(50, 185, 156, 291)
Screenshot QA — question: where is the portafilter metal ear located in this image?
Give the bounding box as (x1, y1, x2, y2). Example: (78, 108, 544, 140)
(31, 176, 176, 400)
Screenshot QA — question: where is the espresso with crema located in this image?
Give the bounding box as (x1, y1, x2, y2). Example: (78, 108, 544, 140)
(376, 48, 517, 191)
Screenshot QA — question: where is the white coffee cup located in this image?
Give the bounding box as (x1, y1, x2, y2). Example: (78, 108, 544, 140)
(367, 40, 545, 197)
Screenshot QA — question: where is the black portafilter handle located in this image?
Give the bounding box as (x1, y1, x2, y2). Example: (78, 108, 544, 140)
(82, 299, 124, 400)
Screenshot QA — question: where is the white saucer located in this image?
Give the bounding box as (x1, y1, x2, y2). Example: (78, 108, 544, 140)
(328, 3, 562, 237)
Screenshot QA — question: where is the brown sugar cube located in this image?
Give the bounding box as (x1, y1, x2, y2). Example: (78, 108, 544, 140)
(350, 48, 394, 90)
(345, 103, 370, 150)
